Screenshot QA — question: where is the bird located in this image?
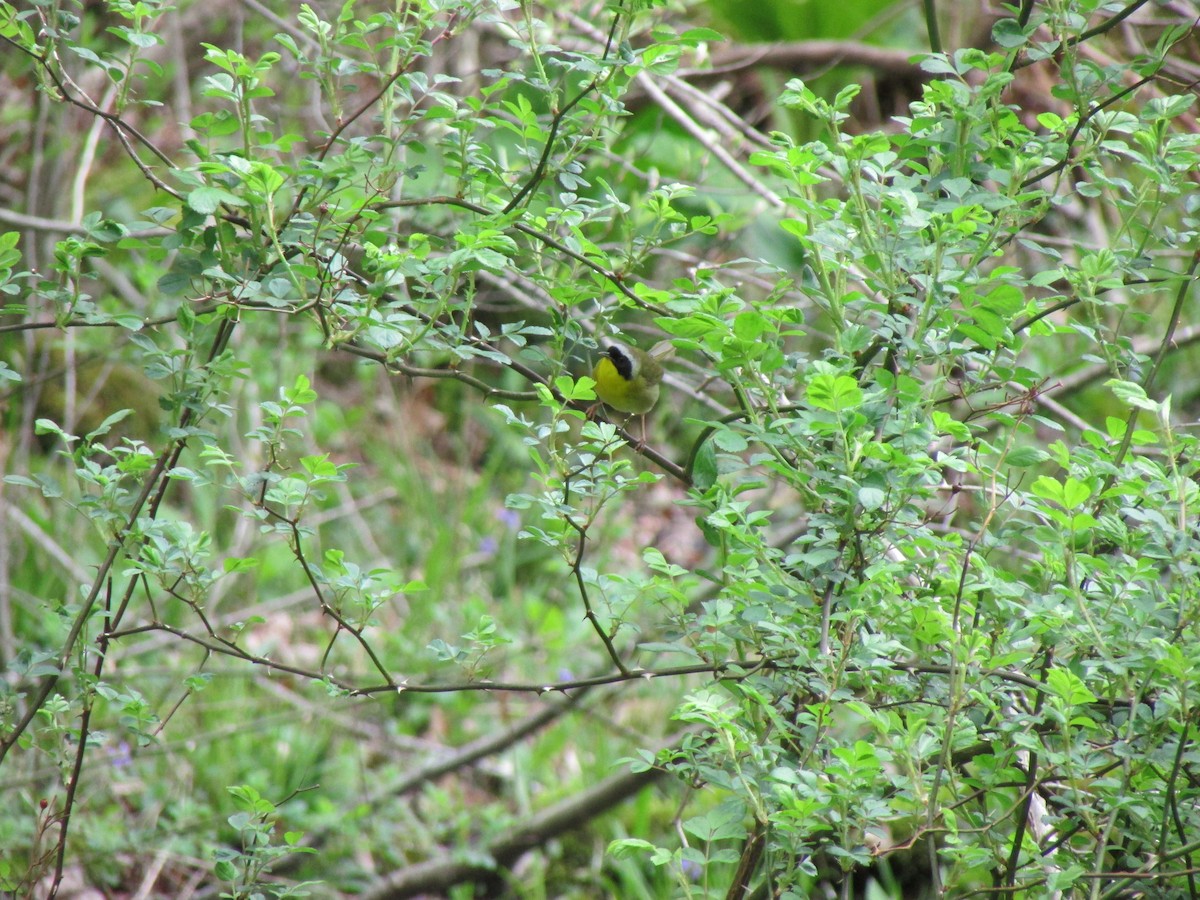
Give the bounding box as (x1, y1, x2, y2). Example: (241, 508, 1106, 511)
(591, 340, 673, 443)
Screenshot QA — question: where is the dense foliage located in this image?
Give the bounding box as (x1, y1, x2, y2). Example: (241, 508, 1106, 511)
(2, 0, 1200, 897)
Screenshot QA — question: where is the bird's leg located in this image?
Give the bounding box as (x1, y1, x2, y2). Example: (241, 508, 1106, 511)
(627, 414, 649, 450)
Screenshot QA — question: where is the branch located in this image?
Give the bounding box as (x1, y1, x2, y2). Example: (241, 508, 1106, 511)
(1096, 247, 1199, 502)
(502, 10, 622, 213)
(358, 740, 675, 900)
(338, 323, 689, 483)
(695, 40, 921, 79)
(268, 687, 596, 876)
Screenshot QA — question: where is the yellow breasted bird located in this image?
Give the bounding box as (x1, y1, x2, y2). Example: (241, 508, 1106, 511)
(591, 340, 674, 442)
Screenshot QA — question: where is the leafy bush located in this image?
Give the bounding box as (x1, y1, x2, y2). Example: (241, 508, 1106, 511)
(2, 0, 1199, 897)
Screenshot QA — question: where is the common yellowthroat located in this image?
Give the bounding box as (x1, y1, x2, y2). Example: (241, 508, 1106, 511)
(591, 340, 673, 441)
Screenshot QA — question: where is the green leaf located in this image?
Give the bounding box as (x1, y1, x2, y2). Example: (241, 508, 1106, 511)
(678, 27, 725, 43)
(187, 186, 245, 214)
(1106, 378, 1160, 412)
(858, 486, 885, 510)
(691, 439, 718, 491)
(1006, 446, 1048, 467)
(712, 428, 747, 452)
(608, 838, 657, 858)
(1047, 666, 1097, 706)
(732, 310, 770, 341)
(1031, 476, 1064, 505)
(1061, 478, 1093, 509)
(807, 373, 862, 413)
(214, 859, 238, 880)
